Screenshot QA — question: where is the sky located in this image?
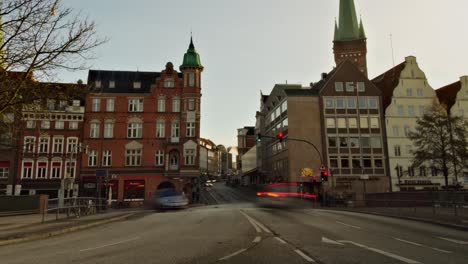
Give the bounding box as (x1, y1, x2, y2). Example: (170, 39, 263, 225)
(59, 0, 468, 147)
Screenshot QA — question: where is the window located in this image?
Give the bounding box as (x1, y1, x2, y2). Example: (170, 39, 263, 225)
(406, 88, 413, 96)
(357, 82, 365, 92)
(419, 106, 425, 116)
(339, 137, 348, 148)
(189, 73, 195, 87)
(172, 97, 180, 112)
(104, 122, 114, 138)
(24, 137, 36, 153)
(0, 166, 8, 178)
(404, 126, 411, 137)
(36, 161, 47, 179)
(66, 137, 78, 153)
(370, 137, 381, 148)
(41, 120, 50, 129)
(164, 78, 174, 88)
(408, 105, 415, 116)
(69, 121, 78, 130)
(394, 145, 401, 157)
(186, 122, 195, 137)
(95, 81, 101, 88)
(348, 118, 357, 128)
(127, 123, 143, 138)
(22, 161, 33, 178)
(330, 157, 338, 168)
(90, 123, 99, 138)
(336, 98, 345, 108)
(92, 98, 100, 112)
(325, 98, 334, 109)
(359, 117, 369, 128)
(416, 89, 423, 97)
(363, 157, 372, 168)
(397, 105, 404, 115)
(128, 98, 143, 112)
(156, 120, 165, 138)
(126, 149, 142, 166)
(188, 99, 195, 111)
(361, 137, 370, 148)
(133, 81, 141, 89)
(337, 118, 346, 128)
(275, 107, 281, 119)
(374, 159, 383, 168)
(88, 150, 97, 167)
(408, 166, 415, 177)
(282, 118, 288, 129)
(370, 117, 380, 128)
(109, 81, 115, 89)
(55, 121, 64, 130)
(368, 98, 378, 109)
(158, 97, 166, 112)
(396, 166, 403, 177)
(419, 166, 427, 177)
(52, 137, 63, 153)
(352, 157, 361, 168)
(38, 137, 49, 153)
(345, 82, 354, 92)
(102, 150, 112, 167)
(185, 149, 195, 165)
(328, 137, 337, 147)
(26, 120, 36, 129)
(155, 150, 164, 166)
(47, 100, 55, 110)
(358, 97, 367, 109)
(51, 162, 61, 179)
(393, 126, 400, 136)
(326, 118, 336, 128)
(335, 82, 343, 92)
(65, 161, 76, 178)
(349, 137, 359, 148)
(281, 100, 287, 113)
(431, 166, 438, 176)
(106, 98, 115, 112)
(347, 97, 356, 108)
(340, 157, 349, 168)
(171, 121, 180, 138)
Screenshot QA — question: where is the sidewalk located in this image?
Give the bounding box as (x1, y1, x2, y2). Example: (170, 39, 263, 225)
(0, 209, 145, 246)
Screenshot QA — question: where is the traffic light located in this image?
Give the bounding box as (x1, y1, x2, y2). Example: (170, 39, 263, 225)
(277, 132, 284, 142)
(321, 170, 329, 182)
(256, 133, 262, 143)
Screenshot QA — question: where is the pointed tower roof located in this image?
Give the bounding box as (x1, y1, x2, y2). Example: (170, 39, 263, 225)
(333, 19, 340, 41)
(335, 0, 364, 41)
(181, 36, 203, 69)
(358, 17, 366, 39)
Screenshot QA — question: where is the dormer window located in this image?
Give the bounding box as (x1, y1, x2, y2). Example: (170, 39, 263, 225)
(109, 81, 115, 89)
(133, 82, 141, 89)
(95, 81, 101, 88)
(164, 78, 174, 88)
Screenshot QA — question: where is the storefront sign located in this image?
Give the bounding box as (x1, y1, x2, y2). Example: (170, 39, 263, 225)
(84, 183, 96, 189)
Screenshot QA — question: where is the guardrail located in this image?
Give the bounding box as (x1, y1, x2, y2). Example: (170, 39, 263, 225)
(42, 197, 107, 223)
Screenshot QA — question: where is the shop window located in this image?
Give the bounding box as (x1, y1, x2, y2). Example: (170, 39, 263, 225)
(124, 180, 145, 201)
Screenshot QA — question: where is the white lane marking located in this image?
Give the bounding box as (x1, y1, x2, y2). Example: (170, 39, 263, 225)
(338, 240, 421, 264)
(253, 236, 262, 243)
(394, 238, 452, 254)
(437, 237, 468, 245)
(322, 236, 344, 246)
(294, 249, 316, 262)
(335, 221, 362, 229)
(240, 211, 262, 233)
(250, 217, 272, 233)
(219, 248, 247, 261)
(79, 237, 140, 252)
(275, 237, 287, 244)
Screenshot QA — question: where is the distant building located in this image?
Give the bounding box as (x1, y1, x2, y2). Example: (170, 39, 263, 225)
(199, 138, 219, 177)
(236, 126, 256, 171)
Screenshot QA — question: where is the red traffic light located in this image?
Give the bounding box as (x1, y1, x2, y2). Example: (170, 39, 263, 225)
(323, 171, 329, 177)
(277, 132, 284, 139)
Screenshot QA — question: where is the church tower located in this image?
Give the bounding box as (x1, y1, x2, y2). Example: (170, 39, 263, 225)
(333, 0, 367, 76)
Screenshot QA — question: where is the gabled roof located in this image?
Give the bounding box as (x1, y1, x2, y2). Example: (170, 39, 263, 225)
(371, 62, 406, 110)
(436, 81, 461, 111)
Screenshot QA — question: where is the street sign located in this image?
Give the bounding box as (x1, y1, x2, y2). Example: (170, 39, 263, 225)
(96, 170, 107, 177)
(301, 168, 313, 177)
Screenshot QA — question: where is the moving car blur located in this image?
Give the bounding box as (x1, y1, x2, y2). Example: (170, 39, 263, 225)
(256, 182, 317, 208)
(152, 188, 189, 210)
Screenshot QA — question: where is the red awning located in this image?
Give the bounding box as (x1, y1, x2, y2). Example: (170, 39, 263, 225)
(38, 162, 47, 167)
(0, 161, 10, 167)
(23, 162, 33, 167)
(52, 162, 61, 166)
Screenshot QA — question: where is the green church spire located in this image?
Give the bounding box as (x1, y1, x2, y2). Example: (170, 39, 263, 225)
(181, 36, 202, 68)
(358, 16, 366, 39)
(333, 19, 340, 41)
(335, 0, 364, 41)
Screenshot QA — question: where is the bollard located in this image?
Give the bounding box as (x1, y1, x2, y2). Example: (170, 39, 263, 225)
(42, 199, 46, 224)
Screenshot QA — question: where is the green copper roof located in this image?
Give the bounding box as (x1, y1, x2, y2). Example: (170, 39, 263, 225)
(181, 37, 202, 68)
(334, 0, 365, 42)
(358, 17, 366, 39)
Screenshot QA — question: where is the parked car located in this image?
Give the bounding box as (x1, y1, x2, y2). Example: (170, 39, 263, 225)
(152, 188, 189, 210)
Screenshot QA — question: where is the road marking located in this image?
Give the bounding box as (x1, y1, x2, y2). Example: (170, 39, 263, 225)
(219, 248, 247, 261)
(275, 237, 287, 244)
(437, 237, 468, 245)
(338, 240, 421, 264)
(322, 236, 344, 246)
(294, 249, 316, 262)
(79, 237, 140, 252)
(253, 236, 262, 243)
(335, 221, 362, 229)
(240, 211, 262, 233)
(394, 238, 452, 254)
(250, 217, 272, 233)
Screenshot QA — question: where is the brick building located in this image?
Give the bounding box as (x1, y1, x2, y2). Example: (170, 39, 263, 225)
(80, 38, 203, 204)
(236, 126, 256, 171)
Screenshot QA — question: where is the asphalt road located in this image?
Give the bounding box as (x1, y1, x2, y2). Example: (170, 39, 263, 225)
(1, 182, 468, 264)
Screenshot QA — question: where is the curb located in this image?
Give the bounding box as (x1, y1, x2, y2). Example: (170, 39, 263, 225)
(323, 208, 468, 231)
(0, 213, 134, 247)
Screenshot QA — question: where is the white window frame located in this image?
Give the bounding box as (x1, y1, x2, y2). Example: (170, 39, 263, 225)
(106, 98, 115, 112)
(88, 150, 97, 167)
(127, 123, 143, 138)
(36, 160, 48, 179)
(38, 137, 49, 154)
(357, 82, 365, 92)
(189, 73, 195, 87)
(370, 117, 380, 128)
(185, 149, 195, 165)
(26, 120, 36, 129)
(158, 97, 166, 112)
(90, 122, 100, 138)
(102, 150, 112, 167)
(133, 81, 141, 89)
(21, 161, 33, 179)
(0, 167, 9, 178)
(164, 78, 174, 88)
(172, 97, 180, 112)
(156, 120, 165, 138)
(24, 136, 36, 153)
(104, 122, 114, 138)
(171, 121, 180, 138)
(186, 122, 195, 137)
(52, 137, 64, 153)
(125, 149, 142, 166)
(325, 98, 334, 109)
(65, 161, 76, 178)
(92, 98, 100, 112)
(69, 121, 78, 130)
(66, 137, 78, 153)
(128, 98, 144, 112)
(50, 161, 62, 179)
(326, 118, 336, 128)
(109, 81, 115, 89)
(155, 150, 164, 166)
(188, 99, 195, 111)
(55, 121, 64, 130)
(41, 120, 50, 129)
(334, 82, 344, 92)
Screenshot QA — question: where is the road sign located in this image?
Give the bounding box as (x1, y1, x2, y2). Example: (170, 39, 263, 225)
(96, 170, 107, 177)
(301, 168, 313, 177)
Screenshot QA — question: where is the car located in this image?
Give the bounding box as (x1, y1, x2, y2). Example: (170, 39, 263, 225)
(205, 182, 213, 187)
(152, 188, 189, 210)
(212, 179, 217, 183)
(206, 180, 212, 183)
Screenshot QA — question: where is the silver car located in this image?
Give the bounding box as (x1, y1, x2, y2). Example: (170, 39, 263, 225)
(152, 188, 189, 210)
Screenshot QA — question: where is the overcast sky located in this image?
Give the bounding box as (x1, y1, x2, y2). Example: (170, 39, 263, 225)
(59, 0, 468, 147)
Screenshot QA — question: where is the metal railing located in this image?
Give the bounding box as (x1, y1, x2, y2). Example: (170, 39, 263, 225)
(42, 197, 107, 223)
